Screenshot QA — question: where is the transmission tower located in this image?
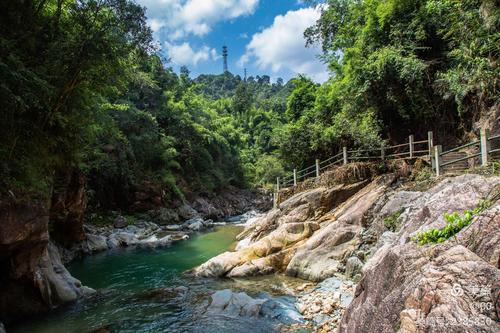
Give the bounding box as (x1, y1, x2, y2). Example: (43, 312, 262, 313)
(244, 68, 247, 81)
(222, 46, 228, 73)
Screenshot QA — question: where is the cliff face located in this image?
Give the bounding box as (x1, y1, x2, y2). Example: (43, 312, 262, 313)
(0, 200, 92, 324)
(195, 172, 500, 332)
(340, 175, 500, 333)
(50, 169, 87, 246)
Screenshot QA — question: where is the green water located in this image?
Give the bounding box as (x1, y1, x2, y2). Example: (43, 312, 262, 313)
(10, 223, 303, 333)
(69, 224, 242, 292)
(12, 225, 272, 333)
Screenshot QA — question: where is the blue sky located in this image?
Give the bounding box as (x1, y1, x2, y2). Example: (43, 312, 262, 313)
(137, 0, 329, 82)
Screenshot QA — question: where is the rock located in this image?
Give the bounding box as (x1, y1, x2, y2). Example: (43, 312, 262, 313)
(195, 177, 390, 279)
(113, 216, 127, 229)
(153, 207, 179, 225)
(296, 283, 314, 292)
(85, 234, 108, 253)
(206, 290, 303, 325)
(184, 218, 205, 231)
(260, 295, 304, 325)
(165, 224, 182, 231)
(345, 257, 363, 278)
(0, 322, 5, 333)
(235, 237, 251, 250)
(107, 232, 137, 248)
(177, 204, 199, 220)
(340, 175, 500, 333)
(313, 314, 331, 325)
(286, 175, 394, 281)
(207, 289, 266, 317)
(138, 234, 171, 248)
(130, 181, 165, 212)
(49, 169, 87, 246)
(296, 303, 307, 314)
(195, 222, 319, 277)
(36, 242, 95, 304)
(0, 200, 89, 323)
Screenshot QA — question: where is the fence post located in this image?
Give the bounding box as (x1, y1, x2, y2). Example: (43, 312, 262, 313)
(343, 147, 348, 165)
(381, 146, 385, 160)
(276, 177, 280, 192)
(427, 131, 433, 157)
(293, 169, 297, 186)
(409, 135, 414, 158)
(315, 159, 320, 177)
(480, 128, 490, 166)
(434, 145, 442, 177)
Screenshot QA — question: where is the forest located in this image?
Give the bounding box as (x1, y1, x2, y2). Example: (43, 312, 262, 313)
(1, 0, 498, 212)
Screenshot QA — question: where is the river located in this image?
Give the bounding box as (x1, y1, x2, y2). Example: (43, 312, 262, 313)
(11, 219, 304, 333)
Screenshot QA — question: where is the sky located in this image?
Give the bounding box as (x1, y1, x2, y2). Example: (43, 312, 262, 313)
(136, 0, 329, 82)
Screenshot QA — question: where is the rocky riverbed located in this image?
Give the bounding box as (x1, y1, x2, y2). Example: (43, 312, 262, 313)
(194, 172, 500, 332)
(84, 211, 261, 253)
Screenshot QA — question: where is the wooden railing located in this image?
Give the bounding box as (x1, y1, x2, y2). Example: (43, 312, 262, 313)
(433, 129, 500, 176)
(274, 129, 499, 203)
(276, 132, 434, 191)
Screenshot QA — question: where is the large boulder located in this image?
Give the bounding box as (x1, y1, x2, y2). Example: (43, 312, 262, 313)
(194, 180, 372, 278)
(113, 215, 127, 229)
(0, 200, 92, 323)
(339, 175, 500, 333)
(85, 234, 108, 253)
(286, 175, 394, 281)
(207, 289, 266, 317)
(206, 289, 303, 325)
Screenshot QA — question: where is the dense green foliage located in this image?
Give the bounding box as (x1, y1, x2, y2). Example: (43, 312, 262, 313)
(1, 0, 497, 211)
(278, 0, 499, 169)
(0, 0, 291, 210)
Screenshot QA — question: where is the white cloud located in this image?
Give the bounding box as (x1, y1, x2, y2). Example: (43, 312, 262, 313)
(138, 0, 259, 38)
(165, 42, 218, 66)
(237, 54, 250, 68)
(241, 7, 328, 82)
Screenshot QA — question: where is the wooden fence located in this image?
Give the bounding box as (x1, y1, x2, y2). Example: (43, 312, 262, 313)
(274, 129, 499, 203)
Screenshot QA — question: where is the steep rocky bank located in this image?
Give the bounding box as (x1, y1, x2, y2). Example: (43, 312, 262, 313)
(0, 201, 92, 324)
(195, 170, 499, 332)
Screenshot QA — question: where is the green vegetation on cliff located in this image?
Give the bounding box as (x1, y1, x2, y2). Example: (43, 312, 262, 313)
(1, 0, 497, 210)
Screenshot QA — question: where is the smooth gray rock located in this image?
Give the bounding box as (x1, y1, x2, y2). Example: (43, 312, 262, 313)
(0, 321, 5, 333)
(345, 256, 364, 278)
(86, 234, 108, 252)
(113, 215, 127, 228)
(165, 224, 182, 231)
(207, 289, 266, 317)
(107, 232, 138, 248)
(260, 295, 304, 325)
(184, 218, 205, 231)
(36, 243, 95, 305)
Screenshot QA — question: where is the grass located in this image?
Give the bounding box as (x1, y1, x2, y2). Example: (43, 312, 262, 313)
(384, 209, 404, 232)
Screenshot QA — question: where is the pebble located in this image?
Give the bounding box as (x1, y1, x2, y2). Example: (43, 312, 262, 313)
(291, 275, 354, 332)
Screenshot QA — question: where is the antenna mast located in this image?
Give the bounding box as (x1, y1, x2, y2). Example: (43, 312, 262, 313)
(244, 68, 247, 81)
(222, 46, 228, 73)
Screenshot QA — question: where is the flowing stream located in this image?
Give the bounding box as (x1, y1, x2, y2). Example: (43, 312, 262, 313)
(11, 217, 303, 333)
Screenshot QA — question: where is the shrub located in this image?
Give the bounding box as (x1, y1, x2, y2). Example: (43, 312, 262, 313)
(384, 209, 404, 232)
(412, 199, 492, 245)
